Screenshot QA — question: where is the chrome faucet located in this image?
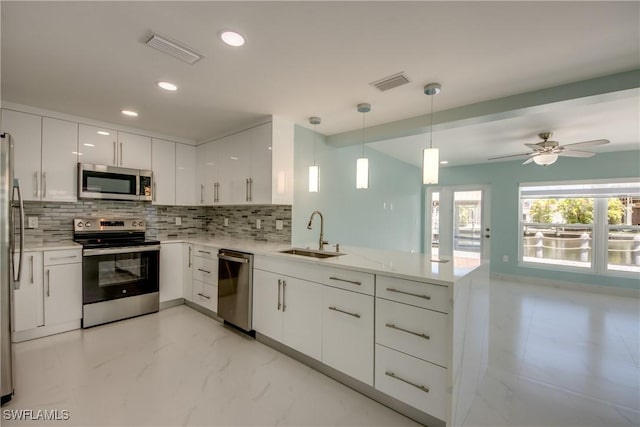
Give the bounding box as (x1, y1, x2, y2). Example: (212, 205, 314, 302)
(307, 210, 328, 251)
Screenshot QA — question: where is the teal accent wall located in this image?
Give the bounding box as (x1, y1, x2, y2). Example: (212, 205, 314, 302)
(437, 150, 640, 290)
(293, 125, 422, 252)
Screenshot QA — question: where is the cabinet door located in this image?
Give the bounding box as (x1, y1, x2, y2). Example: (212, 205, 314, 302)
(282, 277, 322, 360)
(218, 134, 251, 204)
(41, 118, 78, 202)
(44, 262, 82, 326)
(118, 132, 151, 170)
(183, 244, 194, 302)
(13, 252, 44, 332)
(249, 123, 272, 204)
(322, 286, 374, 385)
(160, 243, 184, 302)
(1, 110, 42, 201)
(79, 124, 118, 166)
(151, 138, 176, 205)
(175, 143, 197, 205)
(252, 269, 283, 342)
(196, 142, 217, 205)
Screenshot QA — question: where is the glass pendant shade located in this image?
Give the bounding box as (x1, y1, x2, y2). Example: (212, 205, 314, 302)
(308, 165, 319, 192)
(533, 153, 558, 166)
(356, 157, 369, 189)
(422, 148, 439, 184)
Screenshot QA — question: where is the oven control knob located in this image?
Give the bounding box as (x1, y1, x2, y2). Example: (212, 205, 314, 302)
(76, 221, 83, 228)
(138, 221, 144, 227)
(132, 221, 137, 227)
(84, 221, 91, 228)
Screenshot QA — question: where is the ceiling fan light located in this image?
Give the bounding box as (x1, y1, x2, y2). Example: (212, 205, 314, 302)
(533, 153, 558, 166)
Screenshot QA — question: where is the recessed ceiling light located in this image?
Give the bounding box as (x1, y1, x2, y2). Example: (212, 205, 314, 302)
(96, 131, 110, 136)
(157, 81, 178, 91)
(440, 160, 449, 165)
(219, 30, 245, 47)
(121, 110, 138, 117)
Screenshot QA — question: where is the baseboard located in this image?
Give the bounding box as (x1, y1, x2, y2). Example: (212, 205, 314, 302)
(491, 272, 640, 298)
(256, 333, 445, 427)
(12, 319, 81, 343)
(184, 300, 222, 321)
(160, 298, 185, 310)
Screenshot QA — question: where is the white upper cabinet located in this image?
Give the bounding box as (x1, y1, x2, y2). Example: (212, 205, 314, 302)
(196, 141, 218, 205)
(1, 110, 78, 202)
(175, 143, 197, 206)
(117, 131, 151, 170)
(151, 138, 176, 205)
(41, 118, 78, 202)
(79, 124, 118, 166)
(248, 123, 273, 204)
(1, 110, 43, 201)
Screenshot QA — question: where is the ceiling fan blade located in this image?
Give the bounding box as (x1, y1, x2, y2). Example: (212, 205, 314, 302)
(558, 150, 595, 158)
(522, 157, 536, 165)
(524, 143, 542, 150)
(488, 152, 532, 161)
(561, 139, 609, 149)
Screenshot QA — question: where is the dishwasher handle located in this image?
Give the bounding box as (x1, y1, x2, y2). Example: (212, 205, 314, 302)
(217, 254, 250, 264)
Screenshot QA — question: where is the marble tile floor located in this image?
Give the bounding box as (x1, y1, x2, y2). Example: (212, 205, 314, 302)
(4, 278, 639, 427)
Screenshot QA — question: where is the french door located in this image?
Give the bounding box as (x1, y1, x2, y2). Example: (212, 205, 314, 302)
(425, 186, 491, 267)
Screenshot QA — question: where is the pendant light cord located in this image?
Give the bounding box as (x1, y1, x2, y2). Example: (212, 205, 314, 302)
(429, 94, 434, 149)
(361, 112, 365, 157)
(313, 124, 317, 165)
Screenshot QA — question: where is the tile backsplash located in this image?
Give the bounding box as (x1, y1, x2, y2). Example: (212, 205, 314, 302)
(21, 201, 291, 244)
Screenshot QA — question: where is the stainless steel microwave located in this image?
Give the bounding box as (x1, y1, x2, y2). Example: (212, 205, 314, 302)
(78, 163, 152, 201)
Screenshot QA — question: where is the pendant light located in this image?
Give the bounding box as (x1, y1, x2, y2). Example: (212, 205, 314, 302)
(356, 103, 371, 189)
(423, 83, 441, 184)
(308, 117, 321, 192)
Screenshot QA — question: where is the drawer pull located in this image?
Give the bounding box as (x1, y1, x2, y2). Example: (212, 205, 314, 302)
(329, 276, 361, 286)
(197, 293, 211, 300)
(385, 371, 429, 393)
(197, 250, 212, 255)
(197, 268, 211, 274)
(386, 288, 431, 300)
(328, 306, 361, 318)
(49, 255, 78, 261)
(385, 323, 430, 340)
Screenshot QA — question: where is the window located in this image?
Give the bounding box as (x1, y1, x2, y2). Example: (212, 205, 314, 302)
(519, 179, 640, 276)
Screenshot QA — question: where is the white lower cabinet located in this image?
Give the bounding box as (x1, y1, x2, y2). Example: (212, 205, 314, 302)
(13, 248, 82, 342)
(375, 344, 448, 420)
(183, 244, 194, 302)
(190, 246, 218, 313)
(160, 242, 186, 303)
(321, 286, 374, 385)
(192, 280, 217, 312)
(253, 269, 322, 360)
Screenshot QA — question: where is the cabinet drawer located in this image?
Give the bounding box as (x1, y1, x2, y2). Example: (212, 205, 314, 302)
(376, 275, 449, 313)
(193, 245, 217, 260)
(192, 280, 217, 312)
(44, 249, 82, 266)
(254, 256, 324, 284)
(322, 286, 374, 386)
(323, 267, 374, 295)
(375, 344, 447, 421)
(376, 298, 448, 367)
(193, 256, 216, 285)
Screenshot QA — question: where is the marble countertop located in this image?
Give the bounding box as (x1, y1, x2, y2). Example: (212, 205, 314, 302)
(23, 241, 82, 251)
(159, 235, 480, 284)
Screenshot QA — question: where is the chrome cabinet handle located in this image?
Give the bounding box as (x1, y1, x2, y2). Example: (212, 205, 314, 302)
(328, 306, 360, 318)
(42, 172, 47, 198)
(200, 184, 204, 203)
(329, 276, 361, 286)
(386, 288, 431, 300)
(277, 279, 282, 310)
(188, 246, 192, 267)
(29, 255, 34, 284)
(385, 323, 430, 340)
(197, 268, 211, 274)
(245, 178, 249, 202)
(248, 178, 253, 202)
(282, 280, 286, 312)
(49, 255, 78, 261)
(120, 142, 123, 165)
(197, 250, 211, 255)
(153, 181, 157, 202)
(46, 269, 51, 297)
(197, 293, 210, 300)
(113, 141, 117, 165)
(214, 182, 219, 203)
(33, 171, 38, 197)
(385, 371, 429, 393)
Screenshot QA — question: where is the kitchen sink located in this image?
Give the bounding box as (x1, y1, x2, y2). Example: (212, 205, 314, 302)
(279, 248, 344, 259)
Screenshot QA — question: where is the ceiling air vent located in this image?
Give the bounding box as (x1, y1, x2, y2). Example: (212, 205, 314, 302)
(370, 72, 411, 92)
(145, 32, 203, 64)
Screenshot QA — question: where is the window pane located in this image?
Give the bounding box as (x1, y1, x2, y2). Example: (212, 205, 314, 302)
(522, 224, 592, 268)
(454, 190, 482, 260)
(607, 197, 640, 273)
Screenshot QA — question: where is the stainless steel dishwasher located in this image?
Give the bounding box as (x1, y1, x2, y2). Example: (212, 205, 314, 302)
(217, 249, 254, 332)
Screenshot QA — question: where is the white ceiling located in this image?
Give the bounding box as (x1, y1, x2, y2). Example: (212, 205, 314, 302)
(2, 1, 639, 146)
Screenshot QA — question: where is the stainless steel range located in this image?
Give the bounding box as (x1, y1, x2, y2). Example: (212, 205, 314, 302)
(73, 218, 160, 328)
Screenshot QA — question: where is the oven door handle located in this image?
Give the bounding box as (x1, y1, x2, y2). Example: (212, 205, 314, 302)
(217, 254, 249, 264)
(83, 245, 161, 256)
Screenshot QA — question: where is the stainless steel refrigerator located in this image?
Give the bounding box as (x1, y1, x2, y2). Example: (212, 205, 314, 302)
(1, 132, 25, 405)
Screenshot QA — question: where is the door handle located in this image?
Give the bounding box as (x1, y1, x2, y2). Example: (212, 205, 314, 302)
(200, 184, 204, 203)
(29, 255, 34, 284)
(248, 178, 253, 202)
(282, 280, 287, 312)
(11, 179, 24, 289)
(153, 181, 157, 202)
(42, 172, 47, 198)
(245, 178, 249, 202)
(46, 269, 51, 297)
(277, 279, 282, 310)
(33, 171, 38, 197)
(120, 142, 123, 166)
(188, 246, 192, 267)
(113, 141, 117, 165)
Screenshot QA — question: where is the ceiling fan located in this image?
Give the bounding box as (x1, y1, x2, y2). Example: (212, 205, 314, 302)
(488, 132, 610, 166)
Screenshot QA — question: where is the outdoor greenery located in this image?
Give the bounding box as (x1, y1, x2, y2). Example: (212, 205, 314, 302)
(528, 198, 626, 224)
(607, 198, 625, 224)
(556, 198, 594, 224)
(529, 199, 556, 223)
